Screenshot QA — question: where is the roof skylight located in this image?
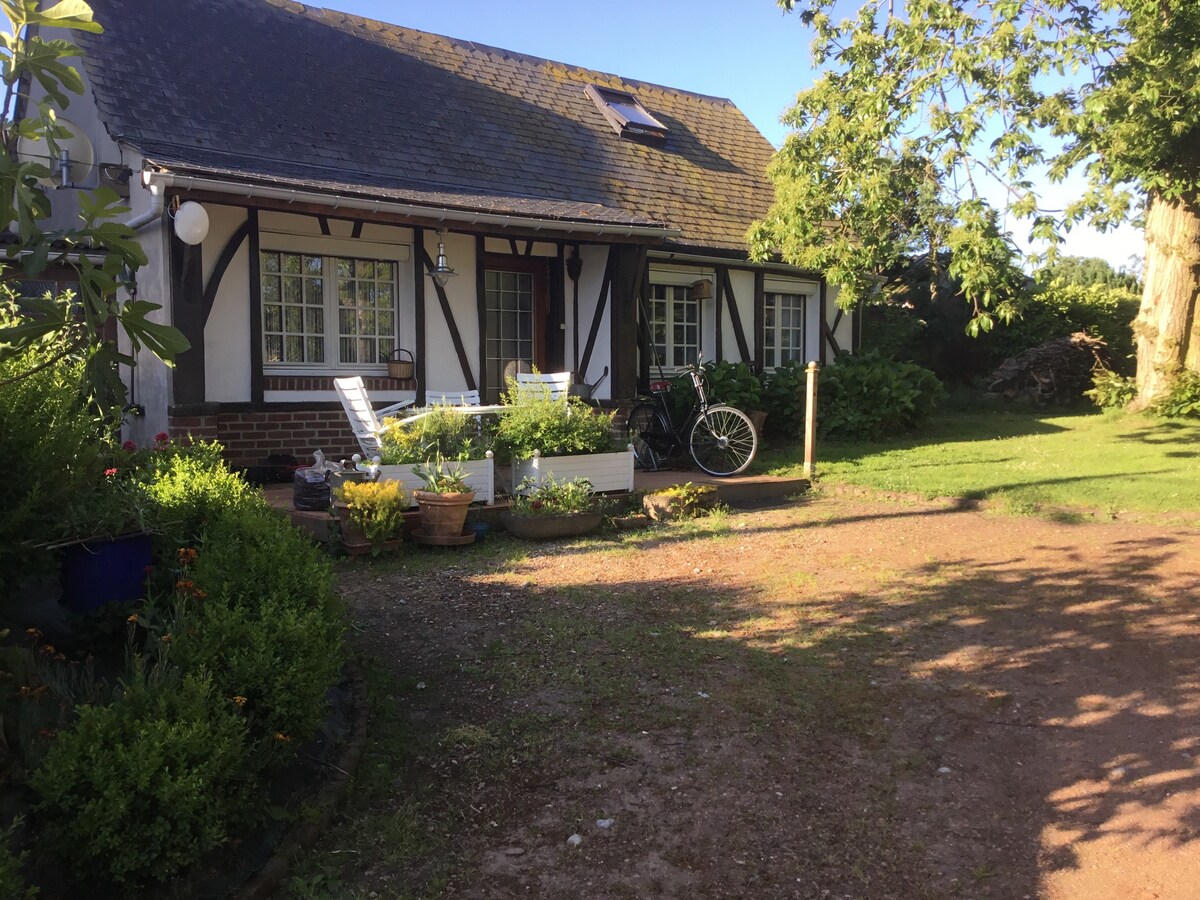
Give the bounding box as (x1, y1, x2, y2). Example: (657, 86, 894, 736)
(585, 85, 668, 142)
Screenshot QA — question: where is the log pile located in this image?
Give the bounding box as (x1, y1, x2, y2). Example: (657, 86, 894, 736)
(986, 332, 1110, 406)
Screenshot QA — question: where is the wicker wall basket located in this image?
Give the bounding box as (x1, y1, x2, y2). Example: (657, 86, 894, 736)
(387, 348, 415, 380)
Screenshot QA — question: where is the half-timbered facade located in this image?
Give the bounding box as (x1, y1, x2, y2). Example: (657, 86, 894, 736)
(40, 0, 855, 465)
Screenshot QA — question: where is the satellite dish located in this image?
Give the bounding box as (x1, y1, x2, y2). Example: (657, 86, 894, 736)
(15, 117, 95, 187)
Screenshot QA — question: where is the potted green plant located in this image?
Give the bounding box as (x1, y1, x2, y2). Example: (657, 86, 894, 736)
(411, 454, 476, 539)
(378, 405, 496, 504)
(642, 482, 718, 522)
(494, 383, 633, 495)
(334, 480, 409, 555)
(500, 475, 603, 539)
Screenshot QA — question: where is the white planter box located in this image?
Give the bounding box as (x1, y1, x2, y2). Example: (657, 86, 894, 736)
(376, 453, 495, 506)
(512, 447, 635, 495)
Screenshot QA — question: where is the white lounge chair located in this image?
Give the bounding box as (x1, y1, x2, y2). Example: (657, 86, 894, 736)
(514, 371, 572, 401)
(334, 376, 416, 456)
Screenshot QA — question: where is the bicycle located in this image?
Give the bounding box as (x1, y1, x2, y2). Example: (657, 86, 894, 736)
(624, 360, 758, 476)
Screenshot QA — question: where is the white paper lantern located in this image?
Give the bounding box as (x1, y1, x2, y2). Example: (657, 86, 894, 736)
(174, 201, 209, 245)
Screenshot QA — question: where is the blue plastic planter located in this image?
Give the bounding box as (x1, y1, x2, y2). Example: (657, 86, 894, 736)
(60, 532, 154, 613)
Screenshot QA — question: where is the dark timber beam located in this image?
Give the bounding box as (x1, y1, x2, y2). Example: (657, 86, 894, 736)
(413, 226, 427, 405)
(169, 234, 205, 405)
(248, 209, 264, 404)
(722, 268, 752, 364)
(200, 219, 251, 326)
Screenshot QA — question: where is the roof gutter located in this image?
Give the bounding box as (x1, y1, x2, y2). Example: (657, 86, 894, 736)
(143, 171, 679, 240)
(649, 248, 823, 278)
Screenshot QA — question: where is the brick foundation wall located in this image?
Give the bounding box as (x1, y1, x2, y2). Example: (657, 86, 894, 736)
(169, 409, 361, 468)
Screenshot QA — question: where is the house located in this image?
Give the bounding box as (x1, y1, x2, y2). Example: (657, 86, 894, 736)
(36, 0, 856, 465)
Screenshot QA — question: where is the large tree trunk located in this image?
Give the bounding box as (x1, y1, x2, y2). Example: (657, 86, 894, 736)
(1134, 192, 1200, 406)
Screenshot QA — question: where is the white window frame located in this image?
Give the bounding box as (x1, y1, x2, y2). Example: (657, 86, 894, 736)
(645, 267, 713, 374)
(762, 290, 807, 371)
(258, 233, 411, 375)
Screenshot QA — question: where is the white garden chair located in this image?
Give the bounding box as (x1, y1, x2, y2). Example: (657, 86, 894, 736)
(514, 371, 572, 401)
(333, 376, 416, 456)
(424, 388, 481, 407)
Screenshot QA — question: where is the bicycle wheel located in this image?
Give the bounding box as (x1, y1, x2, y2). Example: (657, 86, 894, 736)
(625, 401, 671, 470)
(689, 405, 757, 476)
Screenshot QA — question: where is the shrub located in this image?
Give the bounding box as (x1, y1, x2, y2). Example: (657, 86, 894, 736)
(1085, 369, 1138, 410)
(493, 391, 616, 461)
(164, 592, 343, 749)
(32, 670, 251, 887)
(818, 351, 945, 440)
(0, 298, 110, 593)
(379, 405, 492, 463)
(169, 507, 343, 744)
(142, 446, 259, 548)
(0, 819, 34, 899)
(666, 361, 763, 422)
(1150, 370, 1200, 419)
(761, 359, 810, 439)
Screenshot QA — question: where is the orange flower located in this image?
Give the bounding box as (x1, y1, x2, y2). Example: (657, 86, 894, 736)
(274, 732, 291, 743)
(127, 613, 139, 624)
(25, 627, 42, 641)
(160, 633, 173, 644)
(232, 696, 247, 707)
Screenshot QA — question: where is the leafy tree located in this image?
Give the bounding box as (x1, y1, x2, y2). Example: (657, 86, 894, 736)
(1038, 255, 1140, 291)
(0, 0, 188, 407)
(751, 0, 1199, 406)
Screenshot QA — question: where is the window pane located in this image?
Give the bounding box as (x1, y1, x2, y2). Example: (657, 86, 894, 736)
(356, 259, 375, 279)
(339, 309, 354, 335)
(283, 276, 302, 303)
(305, 307, 323, 334)
(338, 281, 353, 306)
(262, 252, 280, 273)
(340, 336, 355, 363)
(285, 306, 302, 332)
(285, 335, 303, 362)
(264, 305, 281, 332)
(265, 335, 282, 362)
(358, 282, 374, 306)
(378, 262, 395, 281)
(307, 337, 324, 362)
(304, 277, 322, 305)
(261, 276, 280, 303)
(378, 311, 394, 336)
(337, 258, 352, 278)
(359, 338, 375, 363)
(304, 255, 322, 276)
(282, 254, 301, 274)
(358, 310, 376, 335)
(378, 283, 394, 307)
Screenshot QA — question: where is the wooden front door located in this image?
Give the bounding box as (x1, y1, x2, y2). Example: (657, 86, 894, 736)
(483, 258, 547, 402)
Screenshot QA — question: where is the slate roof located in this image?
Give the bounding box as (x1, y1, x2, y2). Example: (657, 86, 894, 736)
(79, 0, 778, 252)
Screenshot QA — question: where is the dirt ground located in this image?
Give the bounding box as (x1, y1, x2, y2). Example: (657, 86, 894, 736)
(323, 495, 1200, 899)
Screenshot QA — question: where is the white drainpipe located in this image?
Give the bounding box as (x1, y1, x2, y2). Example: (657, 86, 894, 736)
(123, 177, 165, 231)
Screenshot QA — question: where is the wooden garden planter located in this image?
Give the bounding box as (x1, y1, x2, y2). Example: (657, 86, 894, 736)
(510, 446, 635, 495)
(376, 453, 494, 505)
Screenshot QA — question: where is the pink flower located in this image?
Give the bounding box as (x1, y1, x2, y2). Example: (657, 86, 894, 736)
(122, 440, 137, 451)
(104, 467, 118, 477)
(154, 432, 170, 443)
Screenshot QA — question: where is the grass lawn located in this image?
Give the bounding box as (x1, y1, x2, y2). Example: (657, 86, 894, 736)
(758, 409, 1200, 516)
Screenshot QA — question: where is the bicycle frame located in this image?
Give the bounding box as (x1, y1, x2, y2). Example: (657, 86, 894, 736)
(641, 365, 710, 456)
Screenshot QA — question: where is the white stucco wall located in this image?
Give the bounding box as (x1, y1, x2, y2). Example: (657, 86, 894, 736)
(422, 229, 479, 394)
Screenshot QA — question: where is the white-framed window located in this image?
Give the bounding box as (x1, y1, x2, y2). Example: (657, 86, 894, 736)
(258, 235, 409, 372)
(647, 282, 699, 370)
(763, 291, 806, 369)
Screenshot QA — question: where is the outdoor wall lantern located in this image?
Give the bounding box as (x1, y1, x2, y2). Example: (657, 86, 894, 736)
(172, 200, 210, 245)
(429, 230, 457, 287)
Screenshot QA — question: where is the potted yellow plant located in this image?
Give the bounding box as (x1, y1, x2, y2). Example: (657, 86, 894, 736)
(334, 480, 409, 555)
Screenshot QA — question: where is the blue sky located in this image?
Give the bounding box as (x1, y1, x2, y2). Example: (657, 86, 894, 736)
(321, 0, 1140, 270)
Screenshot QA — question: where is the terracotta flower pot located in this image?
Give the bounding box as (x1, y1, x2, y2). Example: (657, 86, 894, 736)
(413, 490, 476, 537)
